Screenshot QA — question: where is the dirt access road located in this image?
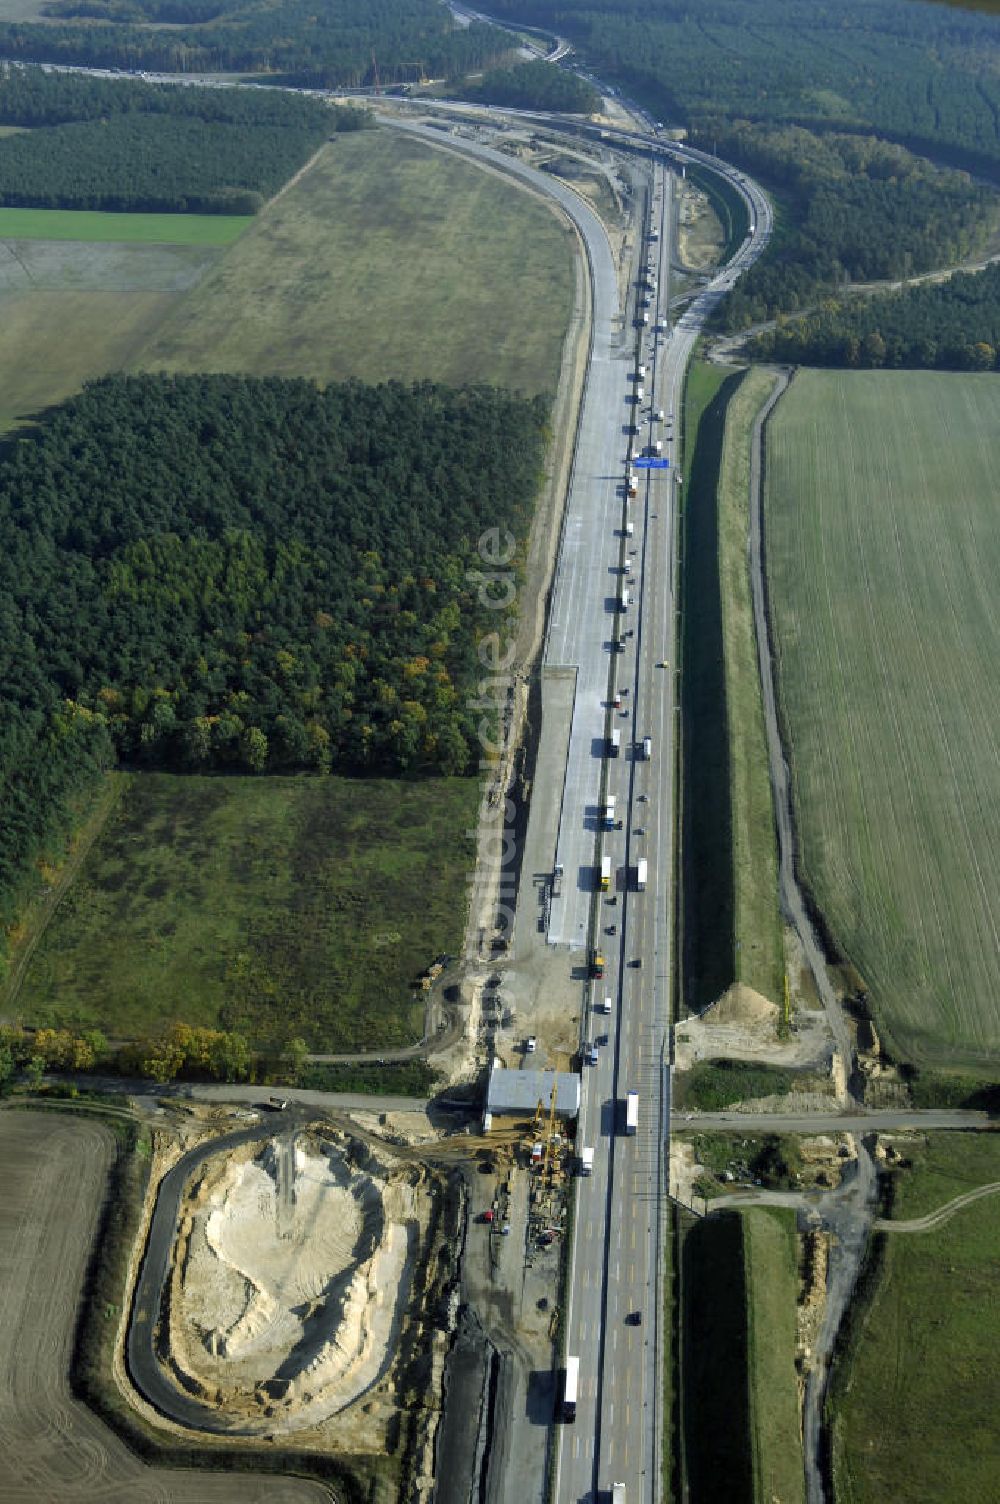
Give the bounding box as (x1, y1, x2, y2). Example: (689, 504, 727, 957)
(0, 1109, 331, 1504)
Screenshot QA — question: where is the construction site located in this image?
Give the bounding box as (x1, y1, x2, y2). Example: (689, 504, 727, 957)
(114, 1070, 582, 1498)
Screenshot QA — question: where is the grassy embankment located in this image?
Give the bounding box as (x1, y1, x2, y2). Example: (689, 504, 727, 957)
(764, 370, 1000, 1072)
(742, 1208, 804, 1504)
(680, 1204, 801, 1503)
(15, 773, 477, 1053)
(680, 359, 783, 1013)
(829, 1132, 1000, 1502)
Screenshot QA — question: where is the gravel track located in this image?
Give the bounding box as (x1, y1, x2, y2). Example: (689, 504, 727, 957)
(0, 1110, 329, 1503)
(873, 1178, 1000, 1233)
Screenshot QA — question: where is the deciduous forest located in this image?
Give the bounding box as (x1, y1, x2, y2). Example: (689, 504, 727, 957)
(699, 125, 993, 328)
(469, 59, 600, 113)
(749, 261, 1000, 370)
(488, 0, 1000, 321)
(0, 374, 548, 960)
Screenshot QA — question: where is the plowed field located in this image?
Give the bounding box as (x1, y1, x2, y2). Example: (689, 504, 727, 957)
(0, 1110, 330, 1502)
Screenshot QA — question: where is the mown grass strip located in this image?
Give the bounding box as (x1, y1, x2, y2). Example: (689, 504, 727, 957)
(680, 360, 783, 1011)
(741, 1207, 805, 1504)
(0, 206, 251, 244)
(717, 366, 784, 1005)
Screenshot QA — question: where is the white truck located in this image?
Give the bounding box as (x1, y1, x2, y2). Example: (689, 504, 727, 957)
(652, 438, 664, 455)
(635, 385, 645, 402)
(637, 364, 647, 379)
(625, 1091, 639, 1134)
(579, 1147, 595, 1176)
(597, 994, 612, 1013)
(603, 793, 616, 826)
(609, 727, 621, 757)
(620, 587, 630, 610)
(636, 857, 648, 891)
(613, 1486, 627, 1504)
(642, 735, 652, 759)
(563, 1356, 579, 1422)
(600, 854, 612, 892)
(625, 519, 634, 537)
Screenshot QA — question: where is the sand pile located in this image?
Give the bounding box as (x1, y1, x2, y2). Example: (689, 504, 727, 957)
(164, 1133, 425, 1432)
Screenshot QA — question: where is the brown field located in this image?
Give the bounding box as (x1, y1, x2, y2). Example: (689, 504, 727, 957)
(0, 1110, 330, 1503)
(137, 130, 575, 395)
(0, 291, 180, 432)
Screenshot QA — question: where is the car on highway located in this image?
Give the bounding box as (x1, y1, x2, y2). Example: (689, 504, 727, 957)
(585, 1042, 599, 1066)
(626, 1310, 642, 1327)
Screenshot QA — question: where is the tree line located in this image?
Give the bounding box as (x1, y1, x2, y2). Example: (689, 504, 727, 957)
(0, 0, 515, 86)
(699, 124, 993, 330)
(0, 373, 547, 958)
(749, 261, 1000, 371)
(0, 67, 365, 213)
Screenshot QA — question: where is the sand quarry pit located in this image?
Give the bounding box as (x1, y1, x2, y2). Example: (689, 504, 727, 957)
(161, 1131, 428, 1433)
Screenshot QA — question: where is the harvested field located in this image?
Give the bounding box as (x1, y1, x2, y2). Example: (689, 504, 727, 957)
(0, 1109, 328, 1502)
(137, 130, 575, 395)
(0, 243, 218, 429)
(0, 290, 181, 432)
(765, 370, 1000, 1069)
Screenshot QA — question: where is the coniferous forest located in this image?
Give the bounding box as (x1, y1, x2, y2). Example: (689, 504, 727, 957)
(0, 69, 365, 213)
(0, 374, 548, 948)
(0, 0, 514, 86)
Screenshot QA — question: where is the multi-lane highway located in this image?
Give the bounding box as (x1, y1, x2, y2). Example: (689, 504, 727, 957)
(542, 119, 772, 1504)
(12, 43, 773, 1499)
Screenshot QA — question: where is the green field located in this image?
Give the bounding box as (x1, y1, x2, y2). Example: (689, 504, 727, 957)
(681, 361, 783, 1011)
(830, 1133, 1000, 1502)
(764, 370, 1000, 1069)
(15, 772, 478, 1052)
(137, 131, 576, 395)
(742, 1208, 804, 1504)
(0, 206, 251, 244)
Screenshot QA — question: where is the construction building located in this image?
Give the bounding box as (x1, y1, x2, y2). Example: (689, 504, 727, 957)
(484, 1062, 581, 1127)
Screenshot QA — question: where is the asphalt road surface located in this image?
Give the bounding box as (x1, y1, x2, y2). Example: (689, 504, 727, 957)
(551, 137, 772, 1504)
